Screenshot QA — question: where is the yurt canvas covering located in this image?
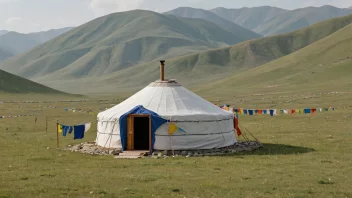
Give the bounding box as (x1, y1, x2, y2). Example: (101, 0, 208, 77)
(97, 60, 236, 151)
(96, 80, 236, 151)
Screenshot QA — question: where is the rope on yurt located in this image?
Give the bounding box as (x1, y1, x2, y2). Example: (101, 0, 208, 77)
(243, 126, 259, 142)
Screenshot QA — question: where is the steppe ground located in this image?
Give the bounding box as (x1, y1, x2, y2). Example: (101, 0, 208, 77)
(0, 92, 351, 198)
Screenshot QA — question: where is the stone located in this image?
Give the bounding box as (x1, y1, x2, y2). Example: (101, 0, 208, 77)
(187, 152, 193, 157)
(157, 152, 163, 157)
(111, 150, 121, 155)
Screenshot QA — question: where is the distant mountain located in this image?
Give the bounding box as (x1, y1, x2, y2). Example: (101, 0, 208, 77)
(16, 13, 352, 95)
(210, 6, 286, 32)
(164, 7, 262, 38)
(0, 10, 260, 81)
(211, 5, 352, 36)
(0, 30, 8, 35)
(0, 48, 14, 62)
(0, 68, 65, 93)
(0, 27, 73, 59)
(197, 23, 352, 97)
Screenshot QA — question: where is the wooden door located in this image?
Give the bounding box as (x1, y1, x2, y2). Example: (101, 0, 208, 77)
(126, 114, 151, 151)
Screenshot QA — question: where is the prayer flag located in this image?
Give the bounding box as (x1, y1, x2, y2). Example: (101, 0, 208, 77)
(168, 122, 186, 135)
(84, 123, 91, 133)
(234, 117, 242, 136)
(57, 124, 63, 133)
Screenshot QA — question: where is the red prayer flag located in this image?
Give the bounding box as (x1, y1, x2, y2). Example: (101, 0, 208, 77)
(291, 109, 296, 114)
(311, 109, 316, 113)
(234, 117, 242, 136)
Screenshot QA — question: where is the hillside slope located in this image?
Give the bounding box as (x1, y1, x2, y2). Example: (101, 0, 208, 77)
(211, 5, 352, 36)
(196, 24, 352, 97)
(0, 10, 260, 80)
(0, 69, 65, 93)
(165, 7, 262, 38)
(33, 14, 352, 95)
(157, 14, 352, 74)
(0, 27, 73, 56)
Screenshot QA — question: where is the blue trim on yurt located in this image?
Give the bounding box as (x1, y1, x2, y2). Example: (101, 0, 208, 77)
(119, 105, 168, 152)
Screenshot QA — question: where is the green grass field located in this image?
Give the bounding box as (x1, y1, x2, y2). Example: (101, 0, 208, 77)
(0, 91, 351, 198)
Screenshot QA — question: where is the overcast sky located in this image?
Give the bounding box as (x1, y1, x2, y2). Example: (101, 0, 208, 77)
(0, 0, 351, 33)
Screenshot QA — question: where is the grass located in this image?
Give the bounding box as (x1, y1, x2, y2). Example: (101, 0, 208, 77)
(0, 91, 351, 198)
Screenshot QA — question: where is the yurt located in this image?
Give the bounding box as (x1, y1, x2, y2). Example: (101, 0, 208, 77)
(96, 61, 236, 151)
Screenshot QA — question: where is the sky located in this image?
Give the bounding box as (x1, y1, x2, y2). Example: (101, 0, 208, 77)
(0, 0, 351, 33)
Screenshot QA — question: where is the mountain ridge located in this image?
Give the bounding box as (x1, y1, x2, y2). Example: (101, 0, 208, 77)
(164, 7, 262, 37)
(210, 5, 352, 35)
(0, 27, 73, 61)
(0, 10, 260, 80)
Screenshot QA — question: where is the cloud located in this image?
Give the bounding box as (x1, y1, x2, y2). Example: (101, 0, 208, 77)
(4, 17, 41, 33)
(5, 17, 23, 25)
(89, 0, 144, 16)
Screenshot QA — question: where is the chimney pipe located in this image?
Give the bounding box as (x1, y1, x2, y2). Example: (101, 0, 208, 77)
(160, 60, 165, 81)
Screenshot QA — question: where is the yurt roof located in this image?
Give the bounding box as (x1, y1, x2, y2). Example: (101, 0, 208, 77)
(98, 61, 233, 122)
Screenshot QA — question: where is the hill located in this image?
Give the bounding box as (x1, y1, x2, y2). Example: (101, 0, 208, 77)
(29, 13, 352, 95)
(151, 14, 352, 76)
(0, 27, 73, 58)
(0, 69, 66, 93)
(211, 5, 352, 36)
(196, 23, 352, 98)
(0, 10, 260, 80)
(164, 7, 262, 38)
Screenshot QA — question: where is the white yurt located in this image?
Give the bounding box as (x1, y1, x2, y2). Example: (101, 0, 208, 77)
(96, 61, 236, 151)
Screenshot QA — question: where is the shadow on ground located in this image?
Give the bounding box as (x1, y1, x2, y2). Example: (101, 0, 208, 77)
(237, 143, 315, 156)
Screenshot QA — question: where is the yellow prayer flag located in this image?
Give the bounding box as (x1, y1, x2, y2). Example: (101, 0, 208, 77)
(168, 122, 178, 135)
(57, 124, 63, 133)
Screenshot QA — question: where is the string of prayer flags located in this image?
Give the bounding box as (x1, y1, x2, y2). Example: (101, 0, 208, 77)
(58, 122, 92, 139)
(230, 107, 336, 116)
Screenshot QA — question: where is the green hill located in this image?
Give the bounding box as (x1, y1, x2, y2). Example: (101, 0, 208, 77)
(0, 69, 66, 93)
(0, 10, 260, 80)
(211, 5, 352, 36)
(0, 27, 73, 59)
(196, 23, 352, 98)
(164, 7, 262, 38)
(2, 12, 351, 95)
(34, 13, 352, 95)
(152, 14, 352, 75)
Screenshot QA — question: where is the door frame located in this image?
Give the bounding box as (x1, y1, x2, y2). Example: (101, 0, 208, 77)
(127, 114, 152, 151)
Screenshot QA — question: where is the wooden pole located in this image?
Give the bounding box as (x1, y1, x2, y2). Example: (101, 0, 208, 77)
(45, 117, 48, 133)
(56, 120, 59, 148)
(170, 136, 175, 156)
